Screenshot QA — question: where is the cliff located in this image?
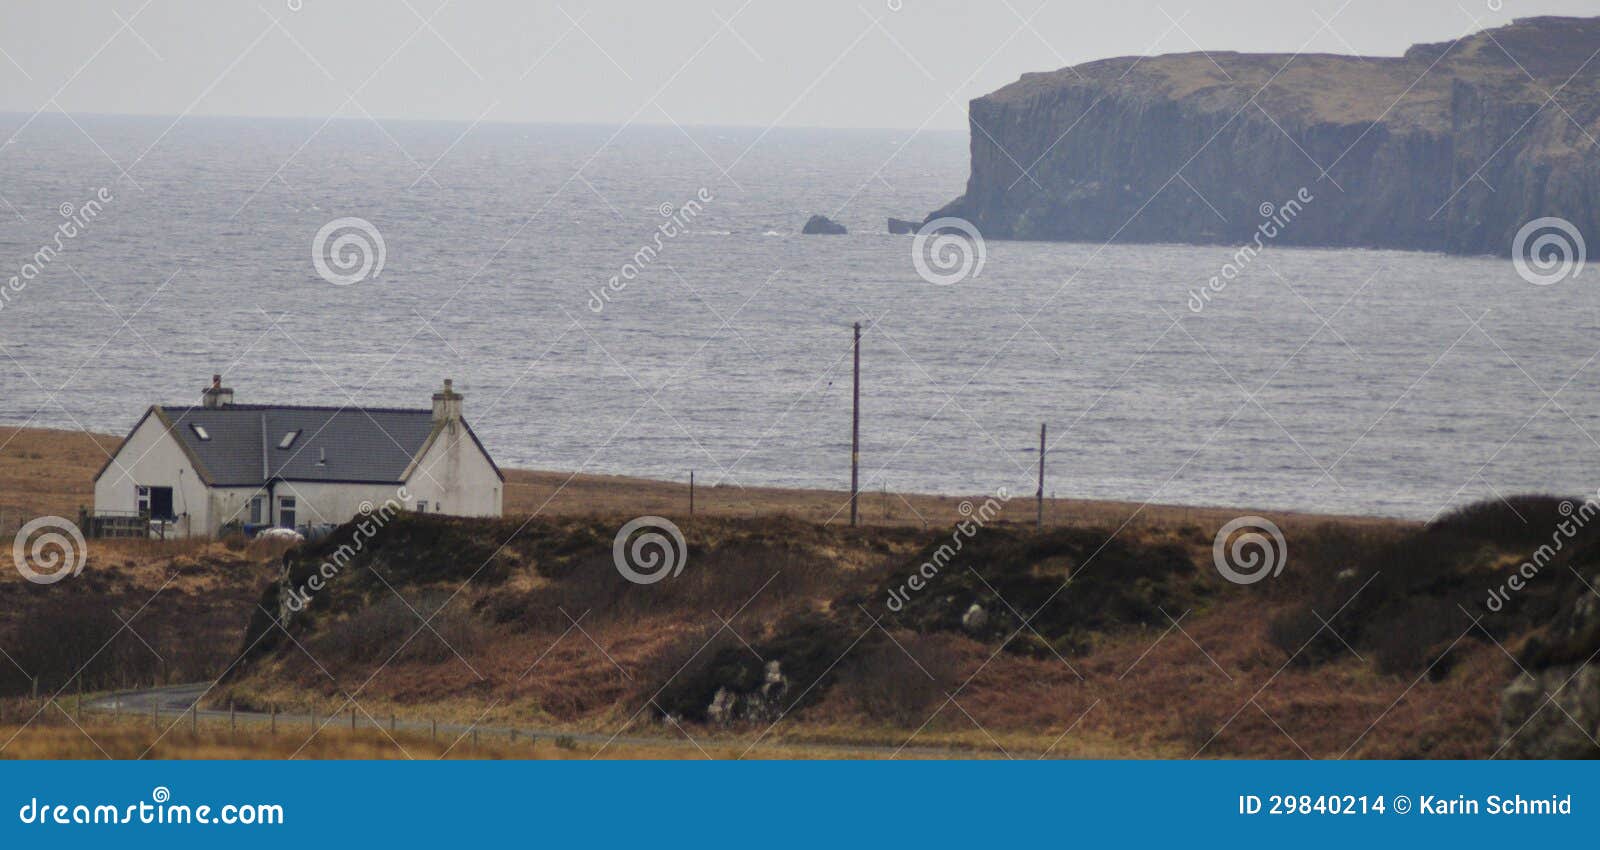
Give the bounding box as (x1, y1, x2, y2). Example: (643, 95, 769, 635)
(929, 16, 1600, 255)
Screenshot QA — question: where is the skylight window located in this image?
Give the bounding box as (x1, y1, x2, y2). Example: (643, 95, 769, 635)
(190, 424, 210, 441)
(278, 430, 301, 449)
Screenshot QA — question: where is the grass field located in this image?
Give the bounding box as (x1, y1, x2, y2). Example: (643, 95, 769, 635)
(0, 426, 1549, 760)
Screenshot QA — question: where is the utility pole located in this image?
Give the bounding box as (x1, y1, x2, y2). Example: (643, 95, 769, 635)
(851, 321, 861, 528)
(1037, 423, 1046, 529)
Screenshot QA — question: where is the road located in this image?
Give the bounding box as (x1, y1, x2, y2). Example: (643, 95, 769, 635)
(84, 683, 991, 758)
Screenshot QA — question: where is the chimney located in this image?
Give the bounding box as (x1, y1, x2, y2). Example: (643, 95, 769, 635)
(432, 378, 463, 424)
(202, 374, 234, 409)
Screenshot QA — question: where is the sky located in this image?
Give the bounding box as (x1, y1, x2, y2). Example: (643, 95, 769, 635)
(2, 0, 1598, 130)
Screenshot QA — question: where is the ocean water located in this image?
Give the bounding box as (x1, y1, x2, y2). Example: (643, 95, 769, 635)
(2, 113, 1598, 521)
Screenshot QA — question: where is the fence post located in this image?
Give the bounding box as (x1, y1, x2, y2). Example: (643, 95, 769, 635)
(431, 718, 437, 744)
(75, 677, 83, 722)
(190, 704, 197, 735)
(350, 707, 356, 730)
(510, 729, 518, 744)
(229, 702, 236, 738)
(270, 705, 277, 735)
(31, 676, 38, 701)
(390, 713, 396, 733)
(311, 706, 317, 734)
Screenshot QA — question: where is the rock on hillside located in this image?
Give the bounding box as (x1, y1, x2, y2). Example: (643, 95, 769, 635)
(929, 16, 1600, 256)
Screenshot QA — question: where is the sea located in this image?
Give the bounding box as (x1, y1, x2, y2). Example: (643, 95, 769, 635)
(2, 113, 1597, 521)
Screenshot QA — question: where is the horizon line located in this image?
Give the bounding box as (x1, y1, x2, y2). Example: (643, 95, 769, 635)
(0, 109, 970, 136)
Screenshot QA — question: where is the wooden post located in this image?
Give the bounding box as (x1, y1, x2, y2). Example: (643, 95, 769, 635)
(851, 321, 861, 528)
(431, 718, 437, 743)
(1037, 423, 1046, 529)
(30, 676, 38, 701)
(270, 705, 277, 735)
(75, 677, 82, 721)
(190, 704, 197, 735)
(510, 729, 518, 743)
(689, 470, 695, 518)
(472, 729, 479, 750)
(151, 699, 158, 726)
(390, 713, 397, 733)
(310, 706, 317, 733)
(229, 702, 236, 738)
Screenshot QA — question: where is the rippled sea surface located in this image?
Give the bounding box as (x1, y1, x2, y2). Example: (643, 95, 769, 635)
(2, 114, 1597, 520)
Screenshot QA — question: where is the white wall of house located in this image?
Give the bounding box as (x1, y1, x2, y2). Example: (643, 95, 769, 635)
(92, 413, 209, 537)
(271, 481, 412, 527)
(208, 486, 269, 531)
(404, 423, 503, 517)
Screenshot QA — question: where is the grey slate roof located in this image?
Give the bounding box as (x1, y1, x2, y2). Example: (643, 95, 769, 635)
(155, 404, 444, 486)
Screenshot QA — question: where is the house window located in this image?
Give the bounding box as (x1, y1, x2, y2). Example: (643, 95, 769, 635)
(417, 500, 429, 513)
(249, 496, 264, 524)
(190, 424, 210, 441)
(137, 485, 175, 520)
(278, 430, 301, 449)
(278, 496, 297, 529)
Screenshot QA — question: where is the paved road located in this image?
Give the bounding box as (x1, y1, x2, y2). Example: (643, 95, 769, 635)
(84, 683, 991, 758)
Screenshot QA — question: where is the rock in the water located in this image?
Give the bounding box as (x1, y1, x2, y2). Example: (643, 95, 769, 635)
(887, 217, 918, 235)
(802, 214, 847, 235)
(928, 15, 1600, 256)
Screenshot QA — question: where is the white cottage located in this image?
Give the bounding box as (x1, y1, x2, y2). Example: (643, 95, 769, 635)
(91, 377, 503, 537)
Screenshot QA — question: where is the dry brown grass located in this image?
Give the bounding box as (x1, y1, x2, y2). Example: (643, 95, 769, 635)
(0, 713, 949, 760)
(5, 426, 1485, 760)
(2, 427, 1407, 536)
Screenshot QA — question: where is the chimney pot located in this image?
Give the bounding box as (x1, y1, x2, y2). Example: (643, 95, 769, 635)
(202, 374, 234, 409)
(432, 378, 463, 424)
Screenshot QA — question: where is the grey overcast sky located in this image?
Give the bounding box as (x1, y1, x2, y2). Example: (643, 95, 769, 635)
(3, 0, 1598, 129)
